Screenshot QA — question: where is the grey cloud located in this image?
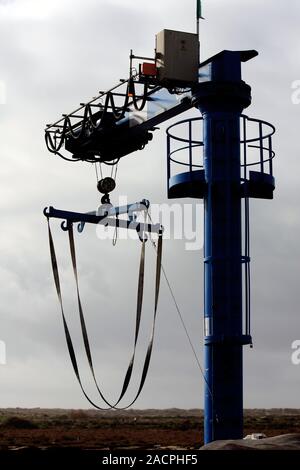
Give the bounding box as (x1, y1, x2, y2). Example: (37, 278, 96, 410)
(0, 0, 299, 409)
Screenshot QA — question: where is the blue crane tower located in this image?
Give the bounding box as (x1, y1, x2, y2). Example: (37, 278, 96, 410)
(45, 29, 275, 444)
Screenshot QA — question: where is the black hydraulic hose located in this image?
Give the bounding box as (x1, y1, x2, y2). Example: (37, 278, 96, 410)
(109, 90, 130, 120)
(129, 79, 148, 112)
(45, 77, 151, 158)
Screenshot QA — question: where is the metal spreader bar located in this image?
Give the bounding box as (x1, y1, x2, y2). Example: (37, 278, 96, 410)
(44, 204, 163, 239)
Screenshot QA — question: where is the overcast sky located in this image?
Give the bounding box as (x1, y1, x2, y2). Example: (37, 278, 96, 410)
(0, 0, 299, 410)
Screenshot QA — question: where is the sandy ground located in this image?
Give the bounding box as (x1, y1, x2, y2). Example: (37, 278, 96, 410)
(0, 408, 300, 450)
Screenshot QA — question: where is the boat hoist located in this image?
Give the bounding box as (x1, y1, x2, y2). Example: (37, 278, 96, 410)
(44, 10, 277, 442)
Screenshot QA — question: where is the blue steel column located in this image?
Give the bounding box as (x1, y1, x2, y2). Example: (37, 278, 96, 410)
(194, 52, 254, 443)
(202, 111, 244, 442)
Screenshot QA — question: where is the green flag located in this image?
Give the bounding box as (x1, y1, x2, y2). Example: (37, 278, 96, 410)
(197, 0, 204, 19)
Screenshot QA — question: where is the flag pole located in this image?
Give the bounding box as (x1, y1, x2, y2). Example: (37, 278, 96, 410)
(196, 0, 202, 63)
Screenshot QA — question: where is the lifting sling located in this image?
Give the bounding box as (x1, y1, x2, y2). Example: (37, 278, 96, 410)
(46, 215, 163, 409)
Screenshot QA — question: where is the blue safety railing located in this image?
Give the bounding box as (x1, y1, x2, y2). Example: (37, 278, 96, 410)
(166, 114, 276, 338)
(166, 115, 275, 186)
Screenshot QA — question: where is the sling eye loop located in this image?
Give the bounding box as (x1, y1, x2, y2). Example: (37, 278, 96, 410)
(136, 223, 148, 243)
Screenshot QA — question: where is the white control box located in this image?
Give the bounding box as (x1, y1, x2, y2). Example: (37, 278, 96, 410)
(156, 29, 199, 85)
